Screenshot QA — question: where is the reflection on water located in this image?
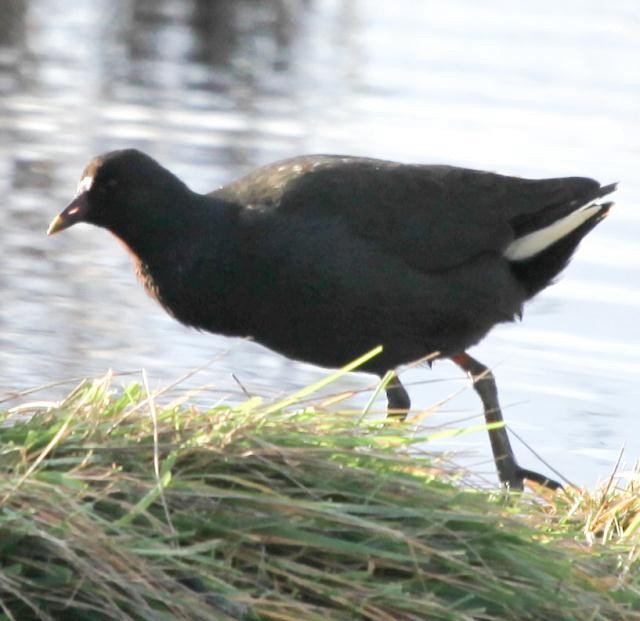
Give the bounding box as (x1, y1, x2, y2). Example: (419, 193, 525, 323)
(1, 0, 639, 486)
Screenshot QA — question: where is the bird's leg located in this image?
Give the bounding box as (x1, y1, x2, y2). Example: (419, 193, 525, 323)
(385, 374, 411, 420)
(451, 352, 562, 491)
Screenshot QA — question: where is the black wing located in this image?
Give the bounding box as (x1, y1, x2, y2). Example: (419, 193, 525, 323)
(213, 155, 607, 273)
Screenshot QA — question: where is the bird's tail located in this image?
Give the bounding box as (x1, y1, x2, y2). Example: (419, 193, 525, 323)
(507, 182, 616, 298)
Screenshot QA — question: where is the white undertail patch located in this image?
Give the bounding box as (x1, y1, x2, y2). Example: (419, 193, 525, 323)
(504, 201, 603, 261)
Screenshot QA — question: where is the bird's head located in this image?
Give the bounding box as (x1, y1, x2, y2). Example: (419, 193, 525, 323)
(47, 149, 189, 243)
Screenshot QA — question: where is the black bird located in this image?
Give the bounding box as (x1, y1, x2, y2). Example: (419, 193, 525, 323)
(48, 150, 615, 490)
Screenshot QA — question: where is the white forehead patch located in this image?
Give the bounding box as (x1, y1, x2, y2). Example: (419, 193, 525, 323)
(75, 175, 94, 197)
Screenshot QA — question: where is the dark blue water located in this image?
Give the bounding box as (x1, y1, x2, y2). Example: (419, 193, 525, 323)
(1, 0, 639, 487)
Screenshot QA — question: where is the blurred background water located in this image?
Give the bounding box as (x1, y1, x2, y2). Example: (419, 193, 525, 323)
(0, 0, 638, 487)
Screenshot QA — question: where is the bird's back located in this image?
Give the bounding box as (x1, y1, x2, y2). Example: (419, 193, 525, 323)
(212, 155, 610, 278)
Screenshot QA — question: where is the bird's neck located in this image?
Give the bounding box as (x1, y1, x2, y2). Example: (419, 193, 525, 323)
(114, 194, 243, 331)
(112, 193, 237, 264)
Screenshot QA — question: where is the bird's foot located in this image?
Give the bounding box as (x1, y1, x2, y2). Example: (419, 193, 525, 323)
(510, 465, 563, 492)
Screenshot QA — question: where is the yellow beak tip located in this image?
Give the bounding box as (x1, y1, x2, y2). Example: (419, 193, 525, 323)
(47, 216, 62, 236)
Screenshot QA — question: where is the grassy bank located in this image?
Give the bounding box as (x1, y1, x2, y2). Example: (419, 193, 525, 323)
(0, 368, 638, 621)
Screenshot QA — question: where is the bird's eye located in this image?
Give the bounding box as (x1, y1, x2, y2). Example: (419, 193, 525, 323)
(98, 178, 118, 194)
